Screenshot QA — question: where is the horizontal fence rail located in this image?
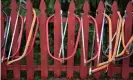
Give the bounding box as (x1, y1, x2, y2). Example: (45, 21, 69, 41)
(1, 0, 133, 80)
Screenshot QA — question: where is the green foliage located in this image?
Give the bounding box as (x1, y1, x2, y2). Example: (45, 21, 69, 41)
(2, 0, 130, 16)
(1, 0, 11, 15)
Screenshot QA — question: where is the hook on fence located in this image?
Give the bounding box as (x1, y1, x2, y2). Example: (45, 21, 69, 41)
(46, 12, 81, 63)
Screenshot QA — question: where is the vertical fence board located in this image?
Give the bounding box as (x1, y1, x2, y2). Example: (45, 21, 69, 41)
(10, 0, 20, 79)
(94, 1, 104, 79)
(26, 0, 34, 79)
(54, 0, 61, 77)
(67, 0, 75, 78)
(39, 0, 48, 79)
(80, 1, 89, 79)
(1, 6, 7, 80)
(108, 1, 118, 78)
(122, 1, 132, 80)
(0, 3, 2, 79)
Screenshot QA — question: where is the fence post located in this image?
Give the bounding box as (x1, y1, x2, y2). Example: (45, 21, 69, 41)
(108, 1, 118, 78)
(39, 0, 48, 79)
(54, 0, 61, 77)
(94, 1, 104, 79)
(80, 1, 89, 79)
(26, 0, 34, 79)
(67, 0, 75, 78)
(122, 1, 132, 80)
(10, 0, 20, 79)
(1, 5, 7, 80)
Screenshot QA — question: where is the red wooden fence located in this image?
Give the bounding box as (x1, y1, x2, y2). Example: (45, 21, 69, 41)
(1, 0, 133, 80)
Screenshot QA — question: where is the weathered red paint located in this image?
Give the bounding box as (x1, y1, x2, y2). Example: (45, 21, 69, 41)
(1, 0, 133, 79)
(39, 0, 48, 79)
(122, 1, 132, 80)
(26, 0, 34, 79)
(2, 65, 133, 79)
(94, 1, 104, 79)
(10, 0, 20, 79)
(1, 5, 7, 80)
(54, 0, 61, 77)
(80, 1, 89, 79)
(108, 1, 118, 77)
(7, 65, 126, 71)
(67, 0, 75, 78)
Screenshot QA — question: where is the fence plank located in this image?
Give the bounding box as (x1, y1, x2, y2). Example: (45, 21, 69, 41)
(80, 1, 89, 79)
(1, 6, 7, 80)
(122, 2, 132, 80)
(108, 1, 118, 78)
(10, 0, 20, 79)
(54, 0, 61, 77)
(0, 3, 2, 80)
(67, 0, 75, 78)
(94, 1, 104, 79)
(26, 0, 34, 79)
(39, 0, 48, 79)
